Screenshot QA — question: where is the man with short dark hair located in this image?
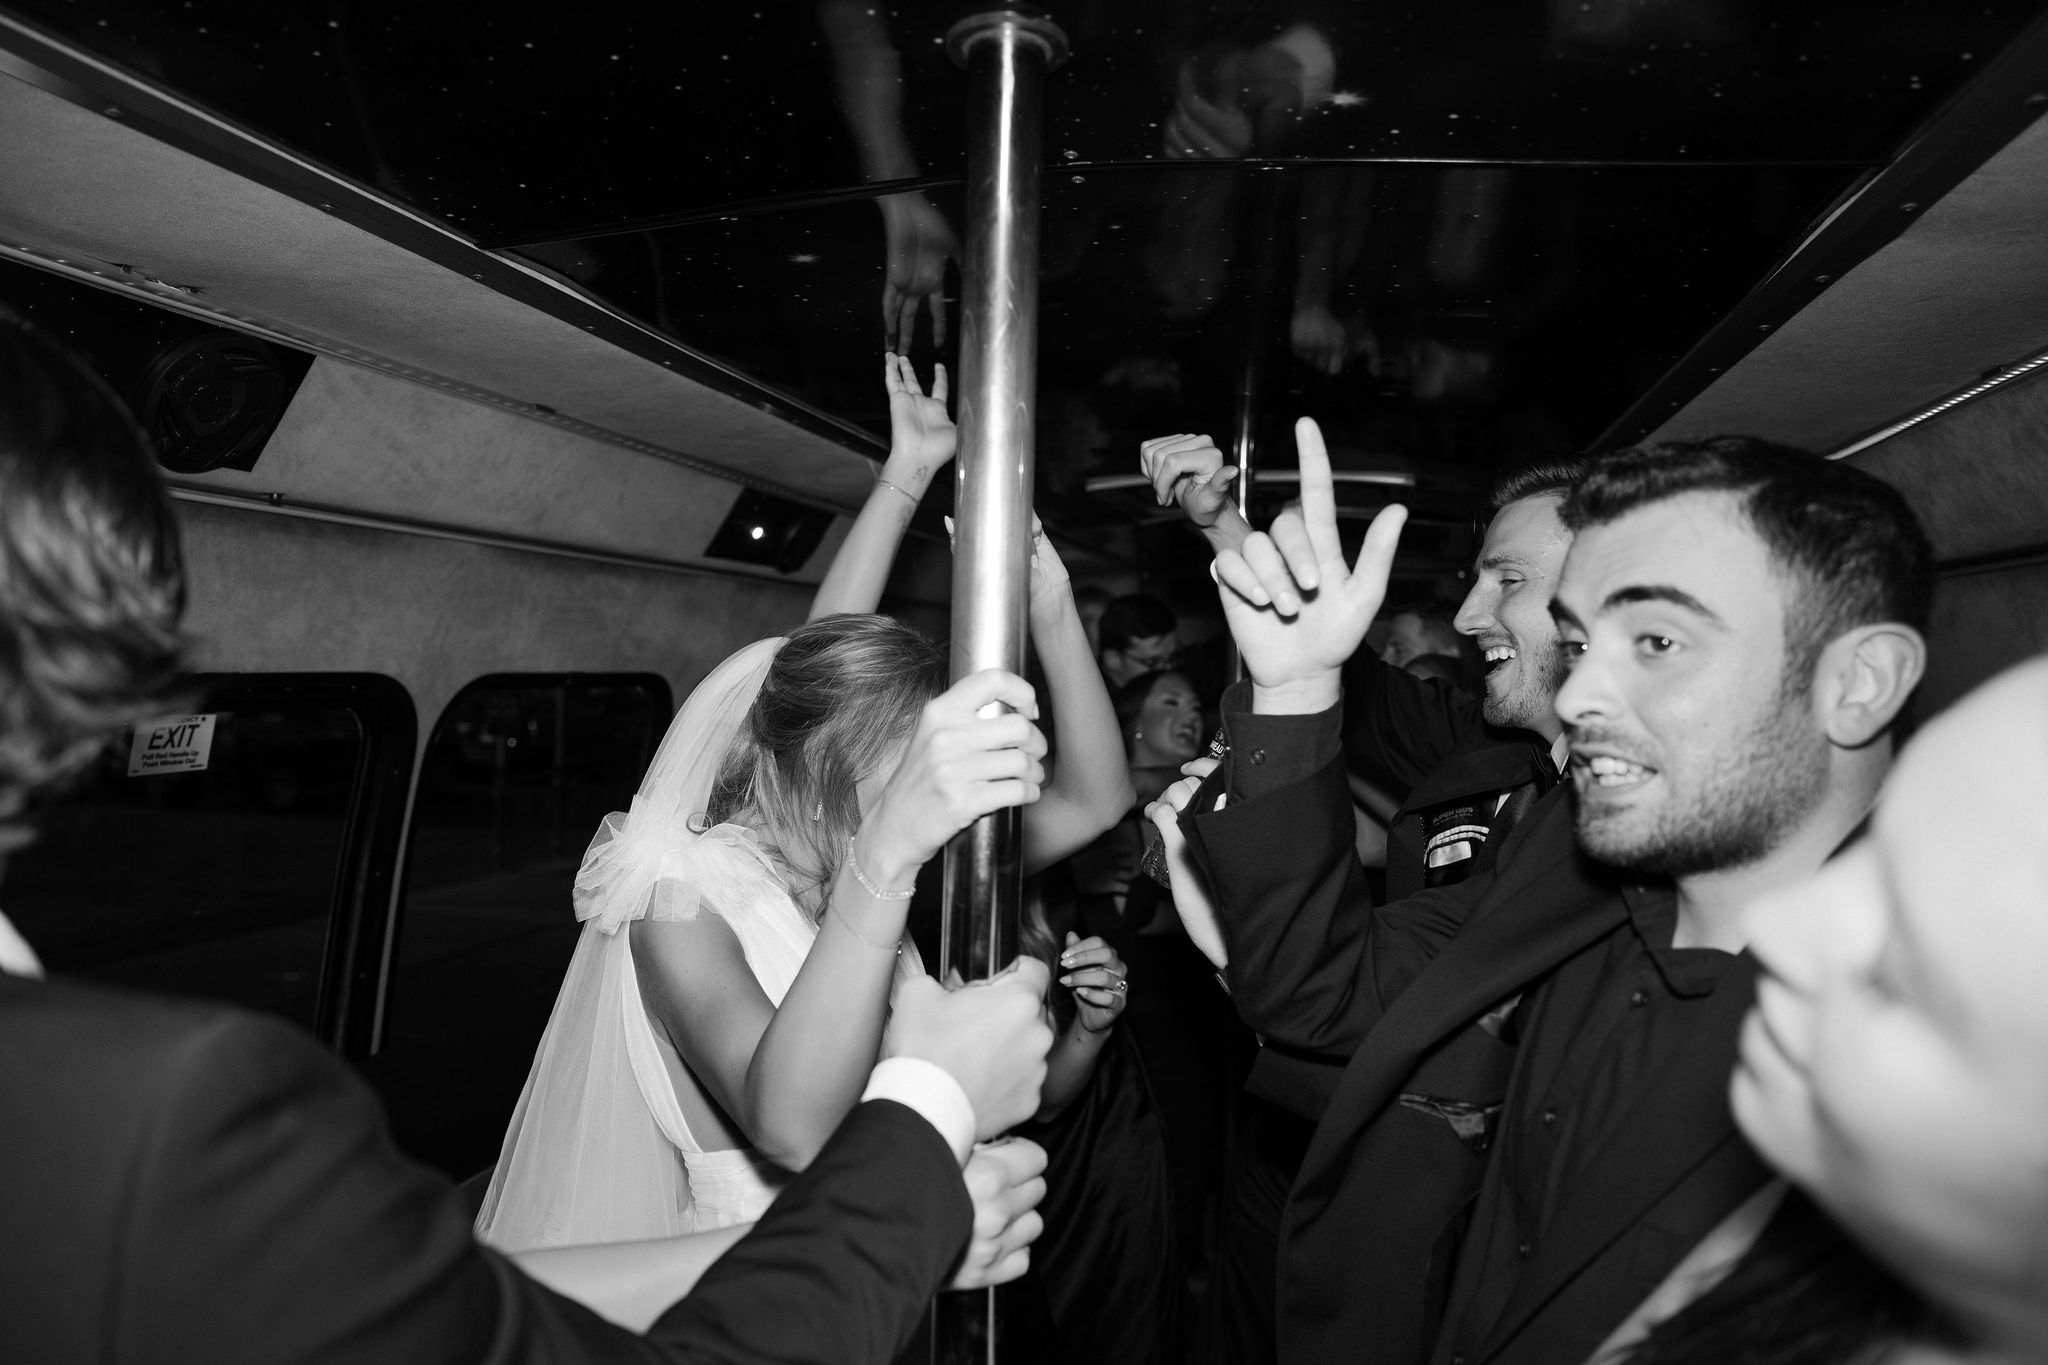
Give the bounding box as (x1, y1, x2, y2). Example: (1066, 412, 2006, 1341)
(1427, 434, 1930, 1365)
(0, 311, 1056, 1365)
(1097, 592, 1181, 685)
(1185, 420, 1929, 1364)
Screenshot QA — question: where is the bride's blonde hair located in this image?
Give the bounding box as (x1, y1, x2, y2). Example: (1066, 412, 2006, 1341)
(704, 614, 946, 916)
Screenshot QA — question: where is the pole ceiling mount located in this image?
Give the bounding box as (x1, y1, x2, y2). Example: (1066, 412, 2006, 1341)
(945, 8, 1070, 71)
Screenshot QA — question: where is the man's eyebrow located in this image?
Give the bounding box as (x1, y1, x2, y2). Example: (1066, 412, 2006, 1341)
(1478, 552, 1533, 572)
(1548, 597, 1582, 629)
(1602, 584, 1723, 623)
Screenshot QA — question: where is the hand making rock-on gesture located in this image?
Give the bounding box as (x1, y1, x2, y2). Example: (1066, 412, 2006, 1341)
(1209, 417, 1409, 715)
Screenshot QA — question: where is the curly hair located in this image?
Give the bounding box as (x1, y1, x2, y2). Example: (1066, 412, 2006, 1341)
(0, 310, 186, 850)
(703, 614, 946, 916)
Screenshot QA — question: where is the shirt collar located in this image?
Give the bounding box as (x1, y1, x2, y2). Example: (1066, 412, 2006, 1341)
(1547, 732, 1570, 777)
(0, 908, 44, 980)
(1618, 880, 1743, 998)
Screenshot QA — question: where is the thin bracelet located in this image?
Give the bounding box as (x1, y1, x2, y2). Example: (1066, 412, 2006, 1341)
(874, 477, 920, 506)
(845, 835, 917, 901)
(828, 900, 904, 955)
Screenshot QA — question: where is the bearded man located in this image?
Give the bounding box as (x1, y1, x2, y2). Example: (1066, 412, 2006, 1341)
(1177, 425, 1929, 1365)
(1426, 437, 1928, 1365)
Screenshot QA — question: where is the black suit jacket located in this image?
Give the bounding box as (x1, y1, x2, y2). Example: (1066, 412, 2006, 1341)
(1342, 656, 1555, 902)
(1187, 728, 1629, 1365)
(1, 972, 971, 1365)
(1431, 898, 1770, 1365)
(1239, 665, 1554, 1123)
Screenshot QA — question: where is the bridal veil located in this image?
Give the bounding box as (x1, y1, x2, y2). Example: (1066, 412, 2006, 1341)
(473, 637, 793, 1250)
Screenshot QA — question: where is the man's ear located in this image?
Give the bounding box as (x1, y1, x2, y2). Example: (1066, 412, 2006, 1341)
(1814, 623, 1927, 748)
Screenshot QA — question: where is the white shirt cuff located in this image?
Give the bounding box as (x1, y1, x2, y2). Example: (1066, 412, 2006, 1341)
(862, 1057, 976, 1166)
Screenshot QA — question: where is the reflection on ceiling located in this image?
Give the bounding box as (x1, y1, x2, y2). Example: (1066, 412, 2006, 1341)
(4, 0, 2046, 593)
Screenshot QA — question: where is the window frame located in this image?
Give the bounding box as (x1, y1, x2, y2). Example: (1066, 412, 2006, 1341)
(177, 673, 417, 1054)
(375, 671, 673, 1052)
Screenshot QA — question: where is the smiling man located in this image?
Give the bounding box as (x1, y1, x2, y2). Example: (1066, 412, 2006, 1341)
(1143, 432, 1586, 1365)
(1175, 423, 1933, 1365)
(1426, 436, 1930, 1365)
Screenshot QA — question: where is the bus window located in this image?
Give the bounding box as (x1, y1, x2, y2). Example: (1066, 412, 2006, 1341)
(373, 674, 672, 1176)
(4, 676, 405, 1033)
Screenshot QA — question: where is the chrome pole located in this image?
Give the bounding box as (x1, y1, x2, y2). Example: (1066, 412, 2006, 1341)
(935, 12, 1065, 1364)
(940, 9, 1067, 986)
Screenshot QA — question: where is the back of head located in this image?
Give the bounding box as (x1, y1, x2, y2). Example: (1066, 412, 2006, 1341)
(1098, 594, 1177, 656)
(0, 311, 185, 850)
(1562, 436, 1932, 694)
(1403, 652, 1467, 688)
(706, 613, 945, 912)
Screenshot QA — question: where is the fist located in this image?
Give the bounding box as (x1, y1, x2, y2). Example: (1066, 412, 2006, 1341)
(947, 1138, 1047, 1290)
(886, 958, 1053, 1140)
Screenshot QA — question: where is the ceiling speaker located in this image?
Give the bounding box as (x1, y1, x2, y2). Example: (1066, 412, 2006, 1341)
(135, 331, 291, 474)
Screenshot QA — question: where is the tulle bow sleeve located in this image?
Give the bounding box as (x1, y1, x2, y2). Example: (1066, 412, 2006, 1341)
(573, 803, 787, 935)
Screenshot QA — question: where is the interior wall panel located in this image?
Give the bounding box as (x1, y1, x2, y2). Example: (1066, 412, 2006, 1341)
(1849, 366, 2048, 562)
(176, 501, 813, 743)
(1651, 113, 2048, 456)
(196, 356, 854, 579)
(0, 69, 882, 507)
(1920, 561, 2048, 719)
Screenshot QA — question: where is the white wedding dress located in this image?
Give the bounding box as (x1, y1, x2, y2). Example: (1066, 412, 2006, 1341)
(473, 638, 921, 1251)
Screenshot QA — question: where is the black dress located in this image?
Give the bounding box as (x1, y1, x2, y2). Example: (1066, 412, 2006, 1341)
(908, 854, 1189, 1364)
(1019, 996, 1186, 1365)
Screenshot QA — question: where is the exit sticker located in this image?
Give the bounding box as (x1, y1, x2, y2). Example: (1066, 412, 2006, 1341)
(128, 714, 218, 776)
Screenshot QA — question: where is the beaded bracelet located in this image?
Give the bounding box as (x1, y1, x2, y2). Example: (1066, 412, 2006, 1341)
(844, 836, 917, 901)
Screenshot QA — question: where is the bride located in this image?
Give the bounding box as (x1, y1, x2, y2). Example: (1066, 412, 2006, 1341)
(476, 615, 1045, 1246)
(476, 356, 1131, 1250)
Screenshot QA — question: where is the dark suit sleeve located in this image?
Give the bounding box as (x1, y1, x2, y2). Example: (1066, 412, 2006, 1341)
(1188, 749, 1481, 1057)
(1341, 654, 1483, 795)
(118, 1011, 966, 1365)
(647, 1100, 970, 1362)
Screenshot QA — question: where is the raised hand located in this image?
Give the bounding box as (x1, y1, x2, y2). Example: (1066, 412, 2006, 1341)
(856, 670, 1045, 887)
(1143, 756, 1229, 968)
(1057, 933, 1129, 1034)
(1026, 515, 1071, 615)
(883, 351, 955, 483)
(1140, 433, 1242, 531)
(1210, 417, 1408, 714)
(1291, 302, 1347, 376)
(879, 192, 957, 352)
(1163, 61, 1254, 160)
(886, 958, 1054, 1140)
(947, 1138, 1048, 1290)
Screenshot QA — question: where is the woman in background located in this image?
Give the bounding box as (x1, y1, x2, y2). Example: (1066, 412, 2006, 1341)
(1061, 667, 1251, 1317)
